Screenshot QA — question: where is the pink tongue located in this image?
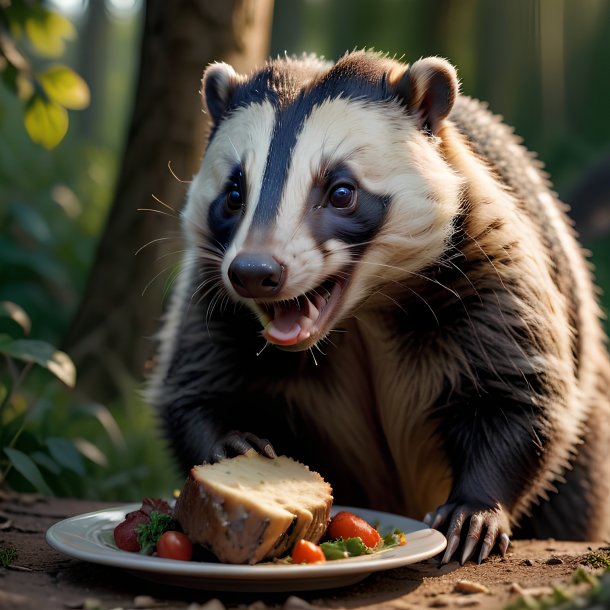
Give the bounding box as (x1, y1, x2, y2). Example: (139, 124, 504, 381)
(264, 297, 320, 346)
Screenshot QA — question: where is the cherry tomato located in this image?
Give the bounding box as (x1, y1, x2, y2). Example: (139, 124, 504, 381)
(156, 531, 193, 561)
(327, 511, 381, 548)
(291, 539, 326, 564)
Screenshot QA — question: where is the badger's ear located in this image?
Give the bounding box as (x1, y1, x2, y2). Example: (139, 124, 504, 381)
(391, 57, 459, 134)
(201, 62, 240, 125)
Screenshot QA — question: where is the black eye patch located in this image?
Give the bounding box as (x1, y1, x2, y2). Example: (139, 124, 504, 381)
(308, 164, 390, 251)
(207, 166, 246, 250)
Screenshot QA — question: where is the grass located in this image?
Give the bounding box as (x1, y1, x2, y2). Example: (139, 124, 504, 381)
(0, 545, 17, 568)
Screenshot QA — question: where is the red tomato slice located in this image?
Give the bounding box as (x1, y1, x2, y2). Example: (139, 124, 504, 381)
(327, 511, 381, 548)
(291, 539, 326, 564)
(156, 531, 193, 561)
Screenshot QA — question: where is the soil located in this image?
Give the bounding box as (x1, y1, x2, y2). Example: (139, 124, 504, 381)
(0, 493, 608, 610)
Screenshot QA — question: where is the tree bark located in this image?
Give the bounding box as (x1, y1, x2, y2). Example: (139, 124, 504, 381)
(62, 0, 274, 401)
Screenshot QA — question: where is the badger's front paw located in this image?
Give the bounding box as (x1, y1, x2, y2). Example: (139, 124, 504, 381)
(209, 430, 277, 463)
(424, 501, 511, 564)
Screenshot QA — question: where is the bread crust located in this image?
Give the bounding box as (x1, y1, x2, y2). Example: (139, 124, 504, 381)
(173, 453, 333, 564)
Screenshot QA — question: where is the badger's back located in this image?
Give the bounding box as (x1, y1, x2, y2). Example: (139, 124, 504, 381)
(445, 95, 610, 538)
(450, 95, 609, 387)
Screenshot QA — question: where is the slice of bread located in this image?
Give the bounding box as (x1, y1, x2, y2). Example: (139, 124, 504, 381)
(173, 451, 333, 564)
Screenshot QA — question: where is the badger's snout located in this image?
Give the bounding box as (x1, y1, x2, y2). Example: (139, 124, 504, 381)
(227, 252, 285, 298)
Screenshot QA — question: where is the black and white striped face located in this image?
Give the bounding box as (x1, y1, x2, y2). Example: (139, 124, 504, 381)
(183, 52, 463, 351)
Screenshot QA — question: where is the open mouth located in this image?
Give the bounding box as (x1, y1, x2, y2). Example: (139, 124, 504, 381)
(257, 274, 348, 350)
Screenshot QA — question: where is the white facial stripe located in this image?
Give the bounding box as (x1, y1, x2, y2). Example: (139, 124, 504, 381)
(275, 97, 430, 237)
(265, 100, 401, 291)
(182, 101, 276, 252)
(271, 97, 460, 297)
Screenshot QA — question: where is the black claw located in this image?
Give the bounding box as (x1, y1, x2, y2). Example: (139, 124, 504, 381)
(210, 431, 277, 463)
(226, 432, 252, 455)
(478, 540, 493, 563)
(460, 536, 477, 565)
(262, 443, 277, 458)
(209, 446, 227, 463)
(499, 533, 511, 555)
(431, 501, 510, 565)
(441, 532, 460, 564)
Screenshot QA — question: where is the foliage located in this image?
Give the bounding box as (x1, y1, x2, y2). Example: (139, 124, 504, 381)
(0, 300, 77, 494)
(0, 1, 179, 501)
(0, 544, 18, 568)
(0, 0, 90, 149)
(0, 301, 179, 499)
(581, 548, 610, 571)
(505, 566, 610, 610)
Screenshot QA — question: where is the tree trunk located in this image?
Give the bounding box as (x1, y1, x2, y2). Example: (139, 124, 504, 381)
(62, 0, 274, 401)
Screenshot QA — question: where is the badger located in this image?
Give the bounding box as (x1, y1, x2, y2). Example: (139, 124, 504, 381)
(148, 51, 610, 564)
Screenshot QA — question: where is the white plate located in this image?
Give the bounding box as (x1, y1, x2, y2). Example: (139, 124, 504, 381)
(45, 504, 446, 592)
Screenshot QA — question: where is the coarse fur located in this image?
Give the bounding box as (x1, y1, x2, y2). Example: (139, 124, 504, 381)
(148, 50, 610, 562)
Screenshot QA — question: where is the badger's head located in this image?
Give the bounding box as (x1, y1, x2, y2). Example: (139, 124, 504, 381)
(183, 51, 463, 351)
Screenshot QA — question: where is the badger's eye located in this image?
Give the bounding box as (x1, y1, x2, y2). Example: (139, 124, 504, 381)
(226, 187, 242, 210)
(329, 184, 355, 209)
(225, 174, 244, 212)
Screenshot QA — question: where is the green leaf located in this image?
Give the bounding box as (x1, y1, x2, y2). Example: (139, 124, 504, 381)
(46, 437, 86, 476)
(9, 202, 53, 245)
(38, 65, 90, 110)
(0, 337, 76, 387)
(0, 301, 31, 336)
(24, 8, 76, 58)
(23, 94, 68, 149)
(320, 537, 372, 560)
(136, 511, 174, 555)
(3, 448, 53, 495)
(31, 451, 62, 475)
(382, 528, 407, 548)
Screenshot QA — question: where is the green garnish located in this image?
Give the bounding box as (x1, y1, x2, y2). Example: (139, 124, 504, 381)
(136, 511, 173, 555)
(320, 536, 372, 560)
(382, 528, 407, 549)
(320, 528, 407, 561)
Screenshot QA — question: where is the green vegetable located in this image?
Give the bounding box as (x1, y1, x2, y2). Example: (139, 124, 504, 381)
(320, 536, 372, 560)
(319, 527, 407, 561)
(135, 511, 173, 555)
(382, 528, 407, 549)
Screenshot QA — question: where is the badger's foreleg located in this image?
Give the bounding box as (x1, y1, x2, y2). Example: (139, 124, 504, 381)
(422, 301, 562, 564)
(149, 284, 280, 470)
(428, 379, 554, 564)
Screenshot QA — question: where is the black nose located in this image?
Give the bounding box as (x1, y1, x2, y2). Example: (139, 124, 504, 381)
(228, 252, 285, 298)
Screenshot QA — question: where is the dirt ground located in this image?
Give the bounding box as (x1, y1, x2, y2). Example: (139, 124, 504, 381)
(0, 493, 608, 610)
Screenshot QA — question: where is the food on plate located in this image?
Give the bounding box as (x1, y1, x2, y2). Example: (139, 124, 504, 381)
(290, 538, 327, 564)
(156, 530, 193, 561)
(173, 452, 333, 564)
(288, 511, 407, 563)
(112, 456, 407, 564)
(113, 497, 173, 553)
(327, 510, 382, 548)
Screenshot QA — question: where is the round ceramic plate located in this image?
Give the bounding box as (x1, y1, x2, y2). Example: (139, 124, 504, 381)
(45, 504, 446, 592)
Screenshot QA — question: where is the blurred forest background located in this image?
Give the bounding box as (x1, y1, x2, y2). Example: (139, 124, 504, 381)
(1, 0, 609, 501)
